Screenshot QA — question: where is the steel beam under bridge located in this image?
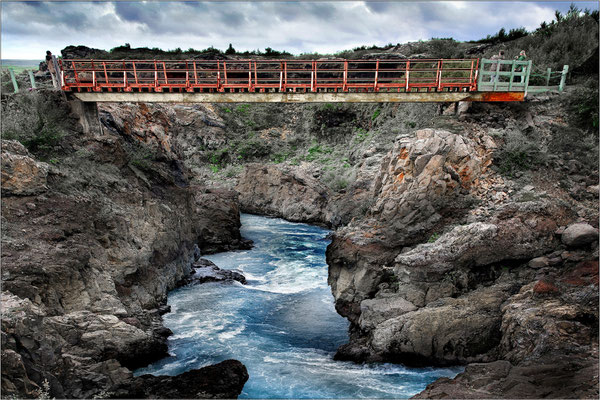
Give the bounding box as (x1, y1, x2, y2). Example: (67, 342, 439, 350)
(71, 91, 524, 103)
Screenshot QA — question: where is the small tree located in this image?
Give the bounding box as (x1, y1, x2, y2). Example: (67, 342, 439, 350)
(225, 43, 236, 55)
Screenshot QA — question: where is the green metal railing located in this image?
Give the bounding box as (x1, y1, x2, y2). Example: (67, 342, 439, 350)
(477, 59, 532, 92)
(477, 58, 568, 94)
(526, 64, 569, 93)
(3, 67, 37, 93)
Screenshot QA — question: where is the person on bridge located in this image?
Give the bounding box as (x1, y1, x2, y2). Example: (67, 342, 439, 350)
(46, 51, 59, 89)
(514, 50, 527, 82)
(516, 50, 527, 61)
(489, 50, 505, 83)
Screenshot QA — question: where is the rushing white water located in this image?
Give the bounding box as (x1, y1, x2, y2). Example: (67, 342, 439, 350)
(135, 214, 462, 398)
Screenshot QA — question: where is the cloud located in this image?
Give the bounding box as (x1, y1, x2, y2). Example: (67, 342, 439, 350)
(1, 1, 597, 59)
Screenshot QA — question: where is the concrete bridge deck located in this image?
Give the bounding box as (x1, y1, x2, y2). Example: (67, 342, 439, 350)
(71, 91, 524, 103)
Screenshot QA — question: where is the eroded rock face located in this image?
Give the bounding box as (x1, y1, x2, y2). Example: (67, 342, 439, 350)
(333, 208, 561, 365)
(193, 187, 253, 253)
(236, 163, 332, 225)
(99, 102, 229, 177)
(328, 129, 494, 325)
(370, 283, 509, 366)
(1, 140, 49, 196)
(367, 128, 487, 244)
(414, 259, 599, 399)
(1, 99, 248, 399)
(324, 124, 598, 399)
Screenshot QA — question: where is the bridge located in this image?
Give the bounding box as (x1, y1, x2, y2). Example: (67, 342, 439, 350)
(56, 57, 565, 104)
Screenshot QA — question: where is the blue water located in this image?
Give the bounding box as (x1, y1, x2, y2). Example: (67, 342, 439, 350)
(1, 59, 41, 67)
(136, 214, 462, 398)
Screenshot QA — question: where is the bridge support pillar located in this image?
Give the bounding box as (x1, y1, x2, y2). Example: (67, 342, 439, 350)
(69, 98, 103, 136)
(457, 101, 470, 115)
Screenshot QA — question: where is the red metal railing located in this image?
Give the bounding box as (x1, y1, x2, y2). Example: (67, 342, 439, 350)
(60, 58, 480, 93)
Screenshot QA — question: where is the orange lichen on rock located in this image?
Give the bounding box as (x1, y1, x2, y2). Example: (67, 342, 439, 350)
(458, 166, 473, 189)
(395, 171, 405, 184)
(533, 280, 559, 295)
(398, 147, 409, 160)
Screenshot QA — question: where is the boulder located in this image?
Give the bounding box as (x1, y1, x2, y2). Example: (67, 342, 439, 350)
(561, 223, 598, 247)
(528, 256, 549, 269)
(185, 258, 246, 285)
(111, 360, 249, 399)
(369, 284, 509, 366)
(1, 140, 48, 196)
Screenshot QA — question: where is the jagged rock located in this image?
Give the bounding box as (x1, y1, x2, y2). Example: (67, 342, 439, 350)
(501, 260, 599, 364)
(586, 185, 599, 197)
(359, 128, 488, 245)
(193, 187, 253, 253)
(330, 210, 559, 331)
(328, 129, 495, 325)
(236, 163, 332, 225)
(358, 296, 417, 331)
(1, 140, 49, 196)
(561, 222, 598, 247)
(185, 258, 246, 285)
(1, 94, 249, 398)
(61, 45, 108, 59)
(111, 360, 249, 399)
(416, 259, 599, 398)
(370, 284, 509, 365)
(414, 358, 599, 399)
(528, 256, 549, 269)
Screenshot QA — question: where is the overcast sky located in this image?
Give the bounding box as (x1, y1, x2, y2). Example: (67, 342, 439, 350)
(1, 1, 598, 59)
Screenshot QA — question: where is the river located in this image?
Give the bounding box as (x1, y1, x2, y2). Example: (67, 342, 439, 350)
(135, 214, 462, 398)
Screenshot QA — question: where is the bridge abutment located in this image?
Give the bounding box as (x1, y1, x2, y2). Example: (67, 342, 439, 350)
(69, 98, 103, 136)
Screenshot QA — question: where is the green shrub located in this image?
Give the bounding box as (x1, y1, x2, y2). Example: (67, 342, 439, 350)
(236, 104, 251, 115)
(126, 144, 158, 170)
(237, 140, 271, 160)
(305, 143, 333, 161)
(271, 150, 294, 164)
(428, 232, 440, 243)
(372, 108, 381, 121)
(484, 7, 598, 71)
(223, 164, 242, 177)
(354, 128, 370, 143)
(494, 131, 544, 176)
(204, 147, 233, 169)
(568, 79, 599, 132)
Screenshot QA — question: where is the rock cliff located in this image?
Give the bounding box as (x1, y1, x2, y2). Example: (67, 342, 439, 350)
(216, 97, 599, 397)
(1, 91, 249, 398)
(322, 106, 599, 398)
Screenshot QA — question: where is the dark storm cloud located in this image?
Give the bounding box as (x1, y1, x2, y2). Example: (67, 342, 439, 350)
(365, 2, 393, 14)
(114, 2, 151, 23)
(25, 2, 44, 9)
(221, 11, 246, 27)
(1, 1, 598, 59)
